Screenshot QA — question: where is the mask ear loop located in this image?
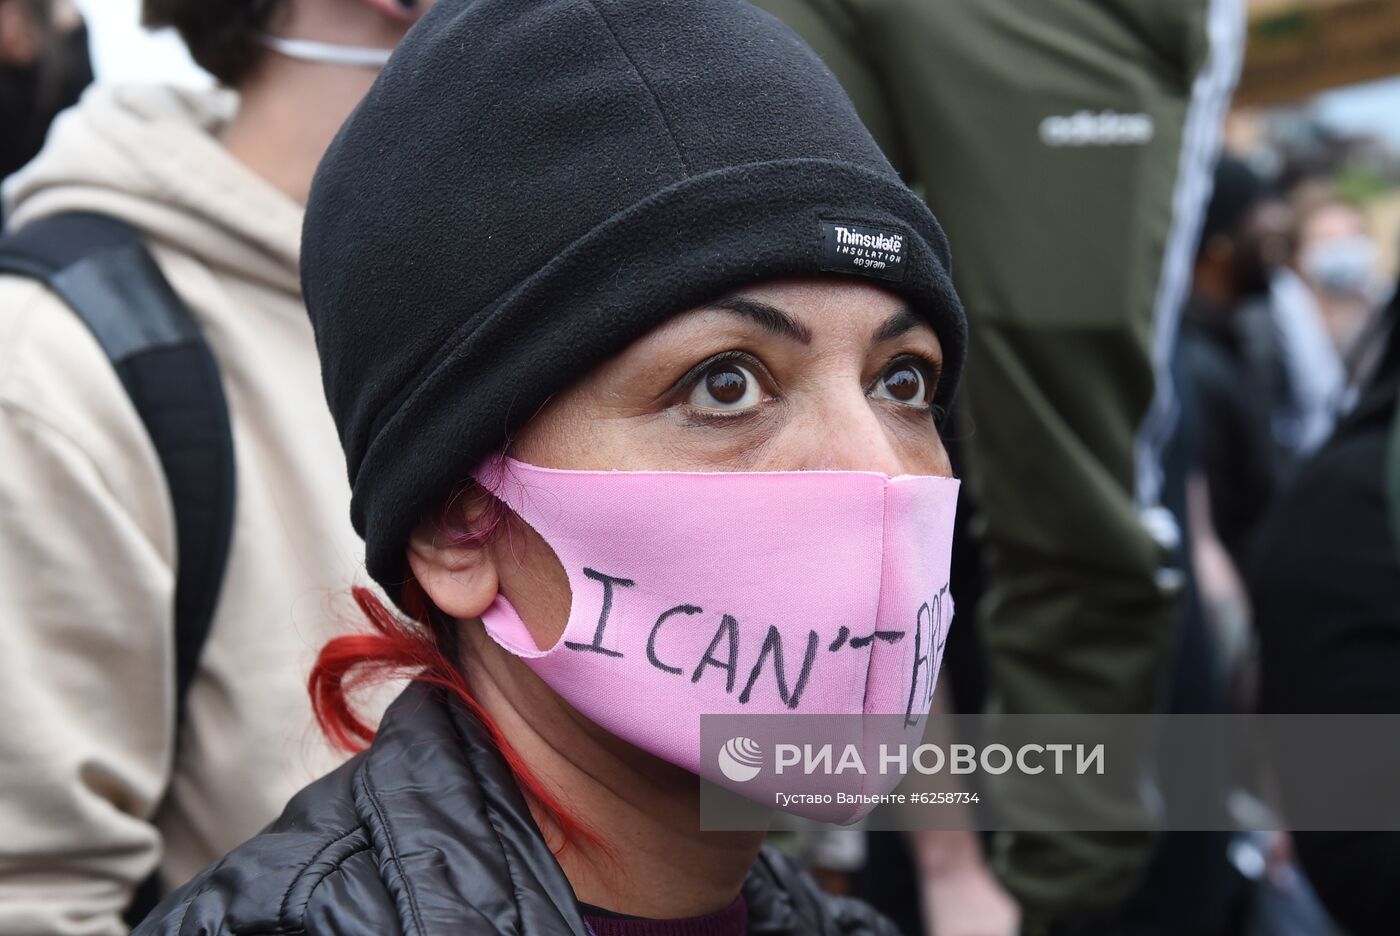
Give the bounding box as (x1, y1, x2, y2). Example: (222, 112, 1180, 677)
(472, 457, 583, 660)
(259, 34, 394, 68)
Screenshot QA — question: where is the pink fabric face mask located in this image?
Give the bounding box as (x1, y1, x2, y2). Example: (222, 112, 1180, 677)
(472, 456, 959, 818)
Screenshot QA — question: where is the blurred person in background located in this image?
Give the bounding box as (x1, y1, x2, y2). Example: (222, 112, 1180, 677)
(1178, 157, 1283, 737)
(1264, 184, 1348, 463)
(0, 0, 91, 200)
(1292, 188, 1393, 378)
(1251, 279, 1400, 936)
(750, 2, 1245, 933)
(1238, 181, 1388, 494)
(1180, 156, 1287, 576)
(0, 0, 435, 931)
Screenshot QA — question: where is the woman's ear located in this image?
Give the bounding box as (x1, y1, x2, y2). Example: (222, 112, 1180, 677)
(406, 516, 500, 620)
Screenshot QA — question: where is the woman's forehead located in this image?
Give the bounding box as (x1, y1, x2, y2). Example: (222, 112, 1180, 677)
(643, 278, 936, 348)
(724, 277, 908, 319)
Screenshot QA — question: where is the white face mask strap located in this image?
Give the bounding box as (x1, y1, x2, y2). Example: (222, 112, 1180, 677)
(260, 34, 394, 69)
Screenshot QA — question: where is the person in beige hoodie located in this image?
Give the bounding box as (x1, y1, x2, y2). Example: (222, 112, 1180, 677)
(0, 1, 436, 932)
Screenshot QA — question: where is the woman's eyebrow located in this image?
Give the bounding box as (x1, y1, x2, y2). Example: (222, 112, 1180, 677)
(706, 296, 813, 344)
(872, 307, 923, 343)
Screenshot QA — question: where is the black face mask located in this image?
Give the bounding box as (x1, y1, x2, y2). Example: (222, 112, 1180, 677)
(0, 22, 93, 183)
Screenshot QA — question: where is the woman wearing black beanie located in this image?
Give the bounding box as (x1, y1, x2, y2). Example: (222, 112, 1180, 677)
(135, 0, 968, 932)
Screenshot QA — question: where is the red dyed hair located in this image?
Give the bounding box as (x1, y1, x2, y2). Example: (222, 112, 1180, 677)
(308, 482, 604, 855)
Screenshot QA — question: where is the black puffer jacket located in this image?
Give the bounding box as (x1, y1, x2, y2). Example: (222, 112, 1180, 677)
(132, 684, 900, 934)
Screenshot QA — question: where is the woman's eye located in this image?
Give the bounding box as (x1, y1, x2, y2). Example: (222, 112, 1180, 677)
(688, 362, 763, 411)
(873, 361, 931, 406)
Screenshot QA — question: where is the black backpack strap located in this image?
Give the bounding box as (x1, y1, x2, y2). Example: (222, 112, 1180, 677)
(0, 213, 236, 921)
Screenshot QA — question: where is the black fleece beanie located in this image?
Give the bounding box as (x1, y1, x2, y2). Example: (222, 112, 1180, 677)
(302, 0, 967, 600)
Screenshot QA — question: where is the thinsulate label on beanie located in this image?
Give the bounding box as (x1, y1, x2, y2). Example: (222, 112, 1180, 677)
(820, 221, 907, 283)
